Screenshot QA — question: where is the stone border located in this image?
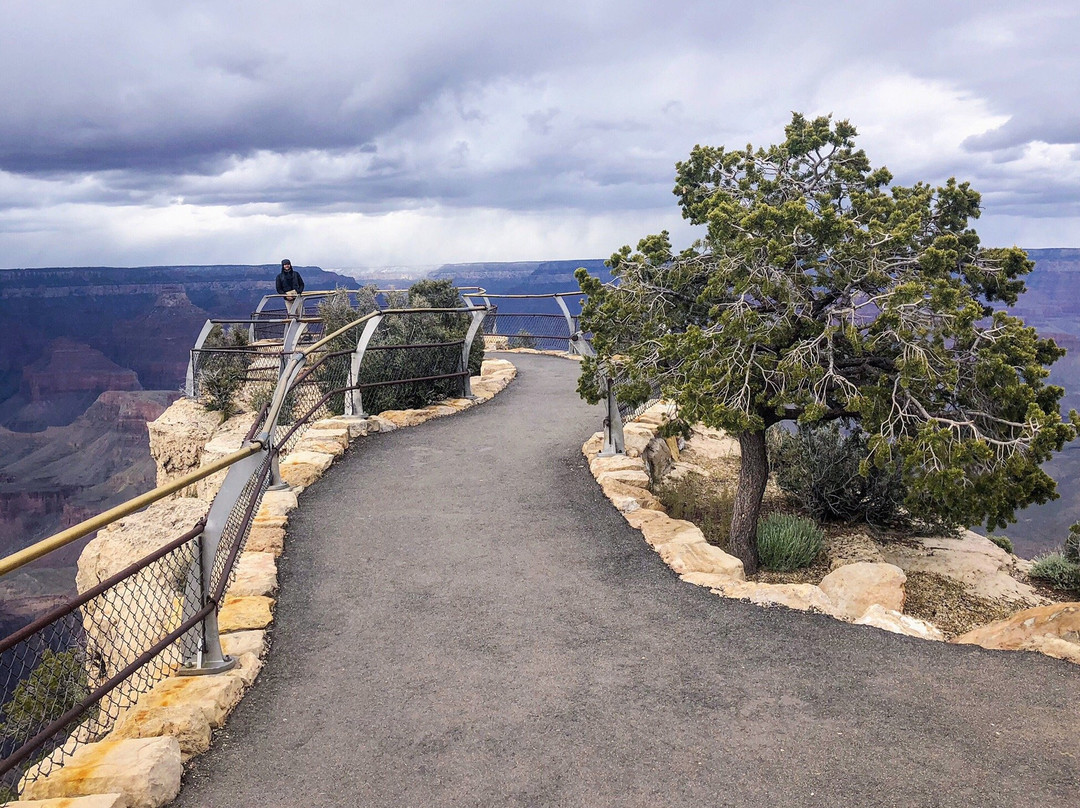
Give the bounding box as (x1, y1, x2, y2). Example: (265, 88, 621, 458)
(10, 359, 519, 808)
(582, 404, 1080, 660)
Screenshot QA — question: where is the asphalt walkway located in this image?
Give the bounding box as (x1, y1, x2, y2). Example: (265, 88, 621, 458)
(173, 354, 1080, 808)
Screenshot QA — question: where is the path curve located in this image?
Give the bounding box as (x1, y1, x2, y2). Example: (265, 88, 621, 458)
(173, 355, 1080, 808)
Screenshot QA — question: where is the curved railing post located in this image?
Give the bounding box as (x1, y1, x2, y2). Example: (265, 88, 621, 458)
(345, 315, 384, 417)
(461, 308, 487, 397)
(250, 295, 273, 341)
(185, 319, 217, 398)
(599, 377, 625, 456)
(555, 294, 594, 357)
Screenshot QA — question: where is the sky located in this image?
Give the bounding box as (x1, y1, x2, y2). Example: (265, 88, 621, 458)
(1, 0, 1078, 270)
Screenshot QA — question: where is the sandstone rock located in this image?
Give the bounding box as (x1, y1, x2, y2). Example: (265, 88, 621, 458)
(22, 737, 181, 808)
(257, 489, 298, 518)
(623, 508, 669, 531)
(818, 562, 907, 620)
(663, 461, 711, 482)
(656, 541, 745, 580)
(320, 414, 371, 439)
(480, 358, 515, 377)
(140, 675, 244, 728)
(855, 604, 945, 641)
(599, 478, 664, 513)
(376, 409, 431, 428)
(596, 469, 652, 489)
(9, 795, 128, 808)
(642, 436, 674, 480)
(366, 416, 398, 432)
(293, 426, 350, 456)
(683, 427, 740, 462)
(589, 454, 646, 476)
(622, 423, 658, 459)
(220, 629, 267, 659)
(685, 577, 835, 613)
(483, 335, 510, 350)
(111, 704, 212, 760)
(423, 404, 459, 418)
(228, 552, 278, 597)
(76, 498, 209, 592)
(952, 603, 1080, 654)
(195, 414, 259, 500)
(246, 516, 285, 556)
(879, 530, 1043, 605)
(218, 595, 274, 633)
(638, 517, 705, 548)
(443, 398, 475, 411)
(279, 450, 335, 489)
(1016, 635, 1080, 664)
(225, 650, 265, 686)
(826, 532, 886, 570)
(147, 398, 222, 489)
(581, 432, 604, 457)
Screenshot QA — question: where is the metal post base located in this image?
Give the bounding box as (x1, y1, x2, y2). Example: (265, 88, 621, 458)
(177, 655, 237, 676)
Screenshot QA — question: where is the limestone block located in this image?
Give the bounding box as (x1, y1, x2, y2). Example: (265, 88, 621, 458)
(147, 397, 221, 488)
(228, 552, 278, 597)
(220, 629, 267, 659)
(581, 432, 604, 457)
(599, 478, 664, 513)
(376, 409, 431, 428)
(1017, 635, 1080, 664)
(623, 508, 669, 531)
(322, 415, 371, 439)
(293, 427, 350, 456)
(246, 517, 285, 556)
(855, 604, 944, 641)
(480, 358, 515, 377)
(589, 454, 646, 476)
(257, 489, 298, 518)
(443, 398, 474, 411)
(218, 595, 274, 633)
(596, 469, 652, 488)
(879, 530, 1043, 605)
(22, 737, 181, 808)
(483, 335, 510, 350)
(684, 427, 740, 462)
(9, 795, 128, 808)
(818, 562, 907, 620)
(111, 704, 212, 760)
(657, 541, 745, 580)
(623, 424, 658, 459)
(685, 577, 835, 614)
(423, 404, 459, 419)
(639, 517, 705, 548)
(952, 603, 1080, 652)
(141, 675, 244, 729)
(279, 450, 335, 489)
(366, 416, 398, 433)
(225, 651, 265, 686)
(664, 461, 711, 482)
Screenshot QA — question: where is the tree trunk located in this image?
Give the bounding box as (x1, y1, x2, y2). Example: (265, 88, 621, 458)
(729, 428, 768, 576)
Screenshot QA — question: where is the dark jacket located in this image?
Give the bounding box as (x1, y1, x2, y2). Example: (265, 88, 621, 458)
(276, 268, 305, 295)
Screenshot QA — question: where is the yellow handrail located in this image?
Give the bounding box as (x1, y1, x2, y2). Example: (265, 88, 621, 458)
(0, 443, 262, 578)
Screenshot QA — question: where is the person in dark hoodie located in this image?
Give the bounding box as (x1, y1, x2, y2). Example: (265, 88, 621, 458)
(275, 259, 305, 300)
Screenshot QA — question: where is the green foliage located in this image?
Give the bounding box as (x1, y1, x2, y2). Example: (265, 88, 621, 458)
(756, 513, 824, 571)
(578, 112, 1077, 571)
(987, 533, 1014, 554)
(769, 422, 906, 525)
(1, 649, 90, 740)
(1029, 551, 1080, 594)
(508, 329, 538, 350)
(199, 324, 251, 419)
(1065, 522, 1080, 562)
(654, 472, 735, 550)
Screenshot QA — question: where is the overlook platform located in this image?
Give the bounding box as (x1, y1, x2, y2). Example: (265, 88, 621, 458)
(172, 354, 1080, 808)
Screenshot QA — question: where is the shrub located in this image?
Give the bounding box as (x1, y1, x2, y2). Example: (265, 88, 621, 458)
(654, 472, 735, 551)
(1065, 522, 1080, 562)
(199, 325, 251, 418)
(769, 422, 905, 525)
(987, 534, 1014, 554)
(1029, 551, 1080, 594)
(756, 513, 824, 571)
(508, 329, 538, 350)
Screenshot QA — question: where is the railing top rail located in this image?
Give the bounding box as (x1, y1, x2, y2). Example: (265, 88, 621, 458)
(300, 306, 485, 356)
(463, 291, 584, 300)
(0, 443, 262, 578)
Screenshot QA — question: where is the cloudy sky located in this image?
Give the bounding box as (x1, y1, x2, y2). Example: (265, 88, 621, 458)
(1, 0, 1078, 270)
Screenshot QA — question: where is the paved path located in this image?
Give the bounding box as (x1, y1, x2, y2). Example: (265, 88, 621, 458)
(174, 355, 1080, 808)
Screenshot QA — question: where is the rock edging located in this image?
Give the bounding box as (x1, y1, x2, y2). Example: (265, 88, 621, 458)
(11, 359, 519, 808)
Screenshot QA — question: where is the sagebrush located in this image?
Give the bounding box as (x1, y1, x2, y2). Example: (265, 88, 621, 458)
(756, 513, 824, 571)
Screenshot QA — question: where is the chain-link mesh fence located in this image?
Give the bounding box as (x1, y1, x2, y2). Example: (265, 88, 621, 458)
(483, 312, 579, 351)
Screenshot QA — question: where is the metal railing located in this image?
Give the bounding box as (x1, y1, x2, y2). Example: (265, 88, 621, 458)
(0, 300, 487, 797)
(459, 292, 594, 357)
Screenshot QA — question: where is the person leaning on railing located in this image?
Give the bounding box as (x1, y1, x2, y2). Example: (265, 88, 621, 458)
(275, 258, 305, 301)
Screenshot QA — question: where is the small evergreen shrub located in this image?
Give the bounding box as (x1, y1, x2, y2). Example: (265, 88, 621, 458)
(199, 324, 251, 419)
(508, 329, 538, 349)
(987, 534, 1014, 554)
(756, 513, 824, 571)
(769, 422, 905, 525)
(1029, 551, 1080, 594)
(1065, 522, 1080, 562)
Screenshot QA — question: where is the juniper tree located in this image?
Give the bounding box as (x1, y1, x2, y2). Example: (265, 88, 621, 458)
(577, 113, 1077, 574)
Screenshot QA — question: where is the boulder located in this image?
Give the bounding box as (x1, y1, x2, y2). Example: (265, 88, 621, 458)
(246, 515, 286, 556)
(818, 562, 907, 620)
(375, 409, 430, 428)
(147, 398, 222, 489)
(10, 795, 128, 808)
(855, 604, 945, 641)
(581, 432, 604, 457)
(194, 414, 259, 500)
(638, 516, 706, 548)
(321, 415, 371, 439)
(599, 478, 664, 513)
(596, 469, 652, 489)
(480, 358, 515, 377)
(111, 703, 212, 760)
(220, 629, 267, 659)
(683, 426, 740, 462)
(279, 450, 335, 489)
(656, 541, 745, 580)
(685, 578, 835, 614)
(952, 603, 1080, 654)
(642, 435, 674, 480)
(623, 508, 669, 531)
(139, 675, 244, 729)
(228, 552, 278, 597)
(879, 530, 1043, 605)
(21, 737, 182, 808)
(257, 489, 298, 518)
(622, 423, 658, 459)
(589, 454, 646, 476)
(292, 426, 350, 456)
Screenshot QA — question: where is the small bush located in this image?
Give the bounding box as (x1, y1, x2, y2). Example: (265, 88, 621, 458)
(508, 329, 538, 350)
(987, 534, 1014, 554)
(198, 325, 251, 419)
(654, 472, 735, 551)
(1064, 522, 1080, 562)
(1029, 551, 1080, 594)
(756, 513, 824, 571)
(769, 422, 905, 525)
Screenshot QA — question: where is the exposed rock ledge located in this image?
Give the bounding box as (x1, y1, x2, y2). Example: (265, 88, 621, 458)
(14, 359, 518, 808)
(582, 404, 1079, 663)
